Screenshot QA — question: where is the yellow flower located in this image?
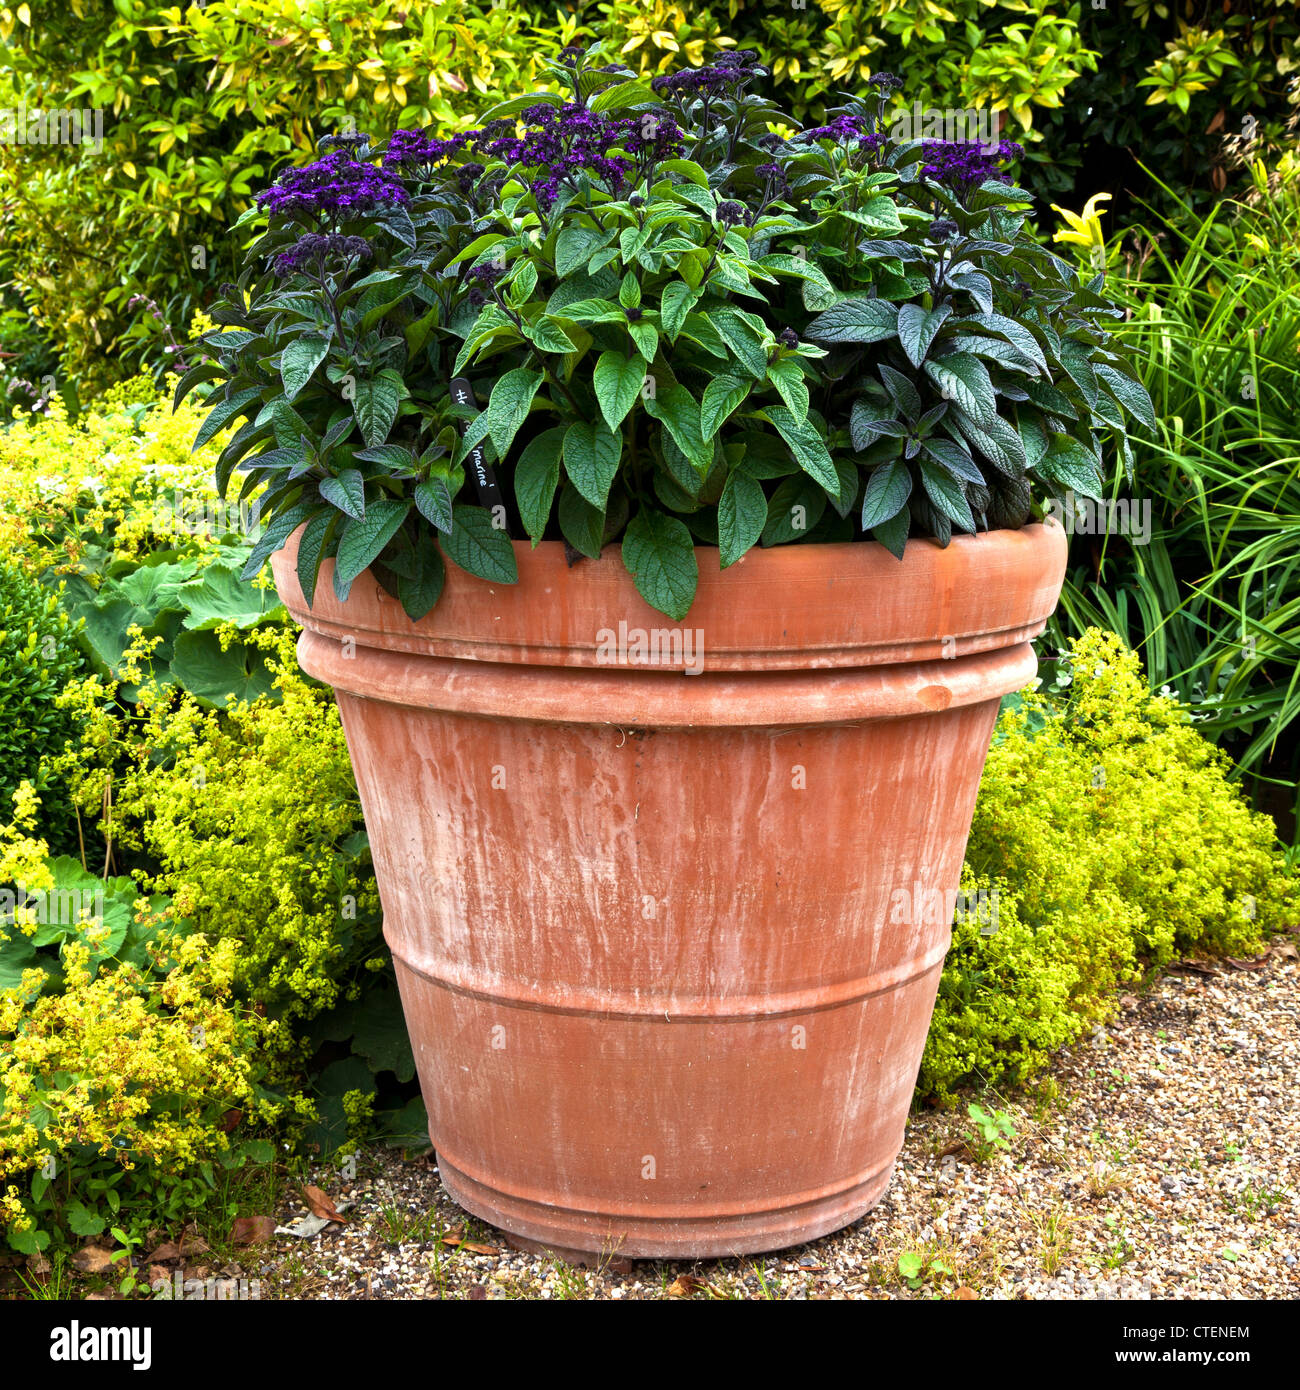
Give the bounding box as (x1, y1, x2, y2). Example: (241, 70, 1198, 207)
(1050, 191, 1112, 254)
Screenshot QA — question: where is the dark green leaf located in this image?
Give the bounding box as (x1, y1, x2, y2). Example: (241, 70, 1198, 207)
(516, 427, 567, 541)
(859, 460, 912, 529)
(897, 303, 952, 368)
(593, 350, 645, 432)
(296, 509, 337, 607)
(562, 420, 622, 509)
(919, 458, 976, 530)
(558, 484, 605, 558)
(700, 375, 751, 441)
(354, 371, 406, 449)
(334, 499, 412, 597)
(281, 335, 330, 401)
(768, 404, 837, 491)
(621, 508, 699, 620)
(643, 383, 711, 475)
(414, 477, 454, 534)
(193, 387, 263, 451)
(485, 367, 543, 459)
(804, 297, 899, 345)
(718, 469, 766, 568)
(320, 469, 366, 520)
(441, 505, 519, 583)
(924, 354, 996, 427)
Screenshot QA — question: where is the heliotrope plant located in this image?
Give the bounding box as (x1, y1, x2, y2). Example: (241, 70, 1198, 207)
(180, 45, 1153, 620)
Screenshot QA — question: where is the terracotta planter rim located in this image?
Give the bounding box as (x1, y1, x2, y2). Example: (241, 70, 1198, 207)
(273, 520, 1067, 675)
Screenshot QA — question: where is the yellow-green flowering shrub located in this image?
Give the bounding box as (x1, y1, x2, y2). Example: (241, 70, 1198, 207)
(922, 871, 1081, 1100)
(0, 925, 285, 1255)
(0, 782, 309, 1254)
(0, 1, 580, 387)
(0, 362, 224, 578)
(920, 629, 1296, 1099)
(0, 556, 85, 850)
(55, 625, 383, 1030)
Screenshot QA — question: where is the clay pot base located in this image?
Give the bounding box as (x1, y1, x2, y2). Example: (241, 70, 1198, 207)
(438, 1149, 897, 1263)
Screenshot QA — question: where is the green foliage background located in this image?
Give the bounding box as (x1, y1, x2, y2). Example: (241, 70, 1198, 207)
(3, 0, 1298, 387)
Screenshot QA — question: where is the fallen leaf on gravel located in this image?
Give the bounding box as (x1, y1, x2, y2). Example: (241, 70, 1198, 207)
(939, 1139, 974, 1160)
(1225, 956, 1268, 971)
(468, 1285, 488, 1300)
(72, 1244, 114, 1275)
(667, 1274, 708, 1297)
(1169, 961, 1216, 976)
(148, 1242, 182, 1263)
(303, 1185, 351, 1224)
(147, 1265, 171, 1288)
(230, 1216, 277, 1246)
(179, 1232, 209, 1256)
(954, 1286, 979, 1300)
(440, 1233, 499, 1255)
(1270, 942, 1298, 961)
(275, 1200, 355, 1239)
(1119, 995, 1139, 1010)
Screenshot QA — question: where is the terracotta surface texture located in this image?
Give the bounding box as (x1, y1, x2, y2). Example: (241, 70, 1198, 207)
(272, 522, 1068, 1259)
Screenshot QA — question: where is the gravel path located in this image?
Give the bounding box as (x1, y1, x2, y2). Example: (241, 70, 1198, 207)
(241, 942, 1299, 1299)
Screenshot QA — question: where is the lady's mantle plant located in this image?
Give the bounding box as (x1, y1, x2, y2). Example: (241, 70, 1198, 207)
(180, 47, 1154, 620)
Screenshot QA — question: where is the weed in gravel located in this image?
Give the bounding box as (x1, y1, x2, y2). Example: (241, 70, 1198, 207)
(376, 1201, 440, 1246)
(1026, 1075, 1065, 1124)
(1096, 1214, 1138, 1270)
(898, 1249, 955, 1295)
(1225, 1181, 1289, 1221)
(1023, 1203, 1076, 1276)
(1084, 1160, 1133, 1200)
(16, 1249, 71, 1300)
(549, 1260, 593, 1299)
(967, 1102, 1017, 1160)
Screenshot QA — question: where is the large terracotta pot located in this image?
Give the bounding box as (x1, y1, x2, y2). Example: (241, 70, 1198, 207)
(271, 520, 1067, 1260)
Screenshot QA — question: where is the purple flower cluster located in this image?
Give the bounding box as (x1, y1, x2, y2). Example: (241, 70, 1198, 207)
(383, 126, 469, 170)
(257, 151, 409, 219)
(650, 49, 763, 97)
(380, 103, 685, 212)
(463, 261, 504, 307)
(795, 116, 885, 154)
(273, 233, 371, 279)
(918, 138, 1023, 191)
(651, 66, 739, 97)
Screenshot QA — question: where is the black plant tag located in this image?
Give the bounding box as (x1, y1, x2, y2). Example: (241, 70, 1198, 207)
(449, 376, 504, 512)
